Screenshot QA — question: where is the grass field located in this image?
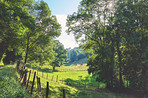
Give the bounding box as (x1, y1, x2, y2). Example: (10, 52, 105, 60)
(64, 57, 88, 66)
(0, 64, 131, 97)
(26, 64, 130, 98)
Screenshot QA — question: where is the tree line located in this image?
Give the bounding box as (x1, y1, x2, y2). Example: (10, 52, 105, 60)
(67, 0, 148, 90)
(0, 0, 66, 70)
(65, 47, 91, 64)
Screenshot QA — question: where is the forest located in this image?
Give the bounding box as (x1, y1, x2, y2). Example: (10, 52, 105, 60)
(67, 0, 148, 90)
(0, 0, 148, 97)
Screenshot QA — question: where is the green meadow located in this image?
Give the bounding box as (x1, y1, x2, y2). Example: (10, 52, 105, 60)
(0, 64, 130, 98)
(26, 64, 129, 98)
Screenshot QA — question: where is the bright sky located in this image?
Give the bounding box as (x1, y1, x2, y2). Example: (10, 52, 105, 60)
(43, 0, 82, 49)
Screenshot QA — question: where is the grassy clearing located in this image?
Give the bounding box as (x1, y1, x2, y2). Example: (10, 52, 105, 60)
(26, 64, 130, 98)
(0, 65, 31, 98)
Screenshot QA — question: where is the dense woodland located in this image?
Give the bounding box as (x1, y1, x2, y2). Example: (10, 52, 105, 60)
(67, 0, 148, 90)
(0, 0, 148, 93)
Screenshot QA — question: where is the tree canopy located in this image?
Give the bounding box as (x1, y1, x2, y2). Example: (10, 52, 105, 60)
(52, 40, 67, 71)
(67, 0, 148, 90)
(0, 0, 64, 69)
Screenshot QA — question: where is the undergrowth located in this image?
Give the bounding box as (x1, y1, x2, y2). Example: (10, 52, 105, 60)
(0, 65, 31, 98)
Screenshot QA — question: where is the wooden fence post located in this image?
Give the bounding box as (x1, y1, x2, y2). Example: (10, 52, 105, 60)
(37, 77, 41, 98)
(22, 70, 27, 86)
(37, 76, 39, 91)
(20, 70, 25, 81)
(31, 71, 36, 94)
(46, 82, 49, 98)
(63, 89, 66, 98)
(26, 70, 31, 89)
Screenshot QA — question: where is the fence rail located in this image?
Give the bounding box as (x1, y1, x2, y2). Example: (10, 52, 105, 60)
(17, 62, 66, 98)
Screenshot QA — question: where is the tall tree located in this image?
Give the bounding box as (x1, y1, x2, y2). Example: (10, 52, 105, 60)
(67, 0, 148, 89)
(114, 0, 148, 89)
(52, 40, 67, 71)
(0, 0, 34, 61)
(67, 0, 120, 88)
(22, 1, 61, 64)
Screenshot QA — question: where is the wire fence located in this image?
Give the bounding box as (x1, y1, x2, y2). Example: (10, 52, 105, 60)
(16, 61, 66, 98)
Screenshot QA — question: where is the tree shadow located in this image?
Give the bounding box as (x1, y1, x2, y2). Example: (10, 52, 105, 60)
(64, 75, 106, 88)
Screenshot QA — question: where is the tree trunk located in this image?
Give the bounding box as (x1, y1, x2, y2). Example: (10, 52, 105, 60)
(24, 37, 29, 64)
(116, 30, 124, 88)
(110, 41, 115, 88)
(117, 40, 124, 88)
(53, 66, 55, 71)
(0, 42, 8, 62)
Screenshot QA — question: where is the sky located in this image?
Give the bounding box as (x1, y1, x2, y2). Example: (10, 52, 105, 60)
(43, 0, 82, 49)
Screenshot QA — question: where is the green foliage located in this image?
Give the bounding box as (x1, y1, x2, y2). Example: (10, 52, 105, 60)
(114, 0, 148, 90)
(0, 0, 62, 68)
(67, 0, 119, 88)
(0, 65, 31, 97)
(22, 1, 61, 64)
(0, 0, 34, 61)
(67, 0, 148, 90)
(52, 40, 67, 70)
(65, 47, 91, 64)
(65, 57, 88, 66)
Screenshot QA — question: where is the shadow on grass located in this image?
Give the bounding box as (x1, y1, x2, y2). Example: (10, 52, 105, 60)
(65, 75, 106, 88)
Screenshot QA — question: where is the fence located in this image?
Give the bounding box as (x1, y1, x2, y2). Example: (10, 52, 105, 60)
(16, 61, 66, 98)
(30, 69, 91, 88)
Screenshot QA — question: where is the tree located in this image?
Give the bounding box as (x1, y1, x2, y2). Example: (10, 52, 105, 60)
(67, 0, 148, 90)
(0, 0, 61, 68)
(67, 0, 120, 88)
(65, 47, 91, 63)
(0, 0, 34, 62)
(23, 1, 61, 64)
(52, 40, 67, 71)
(114, 0, 148, 89)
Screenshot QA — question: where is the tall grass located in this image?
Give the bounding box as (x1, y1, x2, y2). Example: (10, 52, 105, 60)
(0, 65, 31, 98)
